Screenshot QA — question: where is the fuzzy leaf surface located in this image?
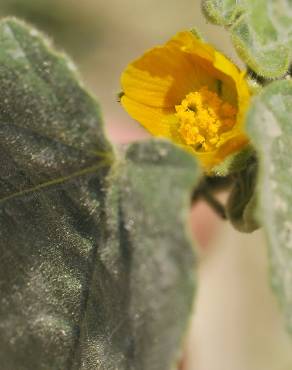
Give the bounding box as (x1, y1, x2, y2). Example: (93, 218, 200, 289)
(202, 0, 292, 77)
(247, 80, 292, 332)
(79, 139, 201, 370)
(0, 18, 200, 370)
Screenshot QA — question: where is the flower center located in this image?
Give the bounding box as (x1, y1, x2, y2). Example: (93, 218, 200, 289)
(175, 86, 237, 152)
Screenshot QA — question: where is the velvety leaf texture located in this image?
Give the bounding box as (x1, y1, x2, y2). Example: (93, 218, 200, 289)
(247, 80, 292, 332)
(75, 140, 200, 370)
(0, 18, 200, 370)
(202, 0, 292, 77)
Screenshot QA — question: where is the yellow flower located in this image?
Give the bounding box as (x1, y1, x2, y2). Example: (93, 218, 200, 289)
(120, 31, 250, 171)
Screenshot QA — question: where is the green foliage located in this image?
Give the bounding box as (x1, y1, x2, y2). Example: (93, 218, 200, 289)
(226, 160, 259, 232)
(247, 80, 292, 332)
(104, 140, 200, 370)
(0, 18, 201, 369)
(202, 0, 292, 78)
(202, 0, 292, 338)
(3, 0, 292, 367)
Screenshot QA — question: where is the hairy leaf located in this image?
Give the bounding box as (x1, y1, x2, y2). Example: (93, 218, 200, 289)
(202, 0, 292, 78)
(75, 140, 200, 370)
(247, 80, 292, 331)
(0, 18, 200, 370)
(0, 17, 112, 370)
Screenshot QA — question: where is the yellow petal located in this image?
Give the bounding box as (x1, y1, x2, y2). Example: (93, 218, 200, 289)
(184, 134, 248, 169)
(120, 30, 251, 171)
(168, 31, 245, 106)
(121, 35, 224, 109)
(166, 31, 215, 62)
(121, 95, 175, 138)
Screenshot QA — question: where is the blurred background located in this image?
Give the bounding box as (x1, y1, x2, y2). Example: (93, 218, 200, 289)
(1, 1, 292, 369)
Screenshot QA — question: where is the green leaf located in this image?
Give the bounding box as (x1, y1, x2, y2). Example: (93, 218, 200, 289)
(0, 17, 112, 370)
(246, 80, 292, 331)
(202, 0, 292, 78)
(0, 18, 201, 369)
(226, 160, 259, 232)
(80, 139, 201, 370)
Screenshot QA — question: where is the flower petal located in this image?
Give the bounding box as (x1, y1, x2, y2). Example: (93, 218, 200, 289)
(120, 30, 251, 171)
(170, 32, 250, 107)
(166, 31, 215, 62)
(121, 95, 175, 137)
(121, 36, 222, 109)
(194, 134, 249, 170)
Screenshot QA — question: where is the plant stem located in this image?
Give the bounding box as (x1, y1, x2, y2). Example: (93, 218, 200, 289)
(200, 189, 227, 219)
(192, 177, 228, 219)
